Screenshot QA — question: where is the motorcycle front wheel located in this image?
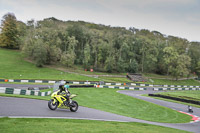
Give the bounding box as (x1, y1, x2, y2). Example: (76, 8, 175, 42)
(48, 99, 58, 110)
(70, 101, 78, 112)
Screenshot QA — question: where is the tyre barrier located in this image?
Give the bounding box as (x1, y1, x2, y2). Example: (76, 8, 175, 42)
(70, 85, 94, 88)
(148, 94, 200, 105)
(195, 77, 200, 80)
(0, 87, 51, 96)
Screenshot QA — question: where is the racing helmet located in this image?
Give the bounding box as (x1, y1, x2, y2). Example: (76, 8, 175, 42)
(59, 83, 65, 91)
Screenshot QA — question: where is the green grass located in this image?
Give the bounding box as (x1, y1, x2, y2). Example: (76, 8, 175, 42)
(144, 73, 173, 78)
(0, 87, 192, 123)
(144, 90, 200, 108)
(0, 48, 99, 81)
(40, 88, 53, 92)
(144, 73, 196, 79)
(158, 90, 200, 101)
(70, 88, 191, 123)
(56, 64, 127, 76)
(144, 94, 200, 108)
(99, 76, 132, 83)
(1, 48, 199, 86)
(145, 79, 200, 86)
(0, 118, 190, 133)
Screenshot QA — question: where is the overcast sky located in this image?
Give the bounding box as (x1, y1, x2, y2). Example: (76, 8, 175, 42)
(0, 0, 200, 42)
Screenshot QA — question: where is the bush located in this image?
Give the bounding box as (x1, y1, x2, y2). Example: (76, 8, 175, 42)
(126, 59, 138, 73)
(33, 39, 47, 67)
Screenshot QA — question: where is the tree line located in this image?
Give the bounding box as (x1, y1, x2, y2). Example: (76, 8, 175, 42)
(0, 13, 200, 79)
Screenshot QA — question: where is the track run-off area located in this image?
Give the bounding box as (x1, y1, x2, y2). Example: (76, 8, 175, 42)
(0, 84, 200, 133)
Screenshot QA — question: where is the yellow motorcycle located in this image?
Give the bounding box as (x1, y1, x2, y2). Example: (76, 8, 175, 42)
(48, 90, 78, 112)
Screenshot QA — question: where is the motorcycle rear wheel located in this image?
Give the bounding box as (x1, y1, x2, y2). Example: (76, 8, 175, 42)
(70, 101, 78, 112)
(48, 99, 58, 110)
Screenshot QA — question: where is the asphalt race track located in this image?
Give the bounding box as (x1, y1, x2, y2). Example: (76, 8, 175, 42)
(0, 84, 200, 132)
(118, 90, 200, 133)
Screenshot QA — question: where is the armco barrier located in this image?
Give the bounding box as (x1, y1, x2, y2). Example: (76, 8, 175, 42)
(0, 87, 51, 96)
(96, 85, 200, 91)
(1, 78, 200, 90)
(96, 85, 147, 90)
(149, 94, 200, 105)
(153, 87, 200, 91)
(0, 79, 98, 85)
(104, 82, 200, 88)
(0, 79, 200, 88)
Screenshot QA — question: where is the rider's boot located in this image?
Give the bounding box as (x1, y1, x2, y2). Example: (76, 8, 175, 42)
(64, 100, 69, 106)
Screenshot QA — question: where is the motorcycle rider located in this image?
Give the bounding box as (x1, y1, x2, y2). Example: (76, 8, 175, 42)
(58, 83, 71, 106)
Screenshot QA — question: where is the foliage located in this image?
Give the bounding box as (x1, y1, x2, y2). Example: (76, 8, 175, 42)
(169, 54, 191, 80)
(196, 61, 200, 78)
(83, 42, 91, 69)
(1, 13, 200, 78)
(104, 55, 115, 72)
(163, 47, 191, 80)
(188, 42, 200, 76)
(61, 36, 78, 67)
(33, 39, 47, 67)
(127, 59, 139, 73)
(0, 13, 19, 49)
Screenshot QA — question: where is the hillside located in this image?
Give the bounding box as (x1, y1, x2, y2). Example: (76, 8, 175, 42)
(0, 48, 98, 81)
(1, 14, 200, 80)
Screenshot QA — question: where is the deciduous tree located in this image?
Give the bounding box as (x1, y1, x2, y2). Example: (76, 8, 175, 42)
(0, 13, 19, 49)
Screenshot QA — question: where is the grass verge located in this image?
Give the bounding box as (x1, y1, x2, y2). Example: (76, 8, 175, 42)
(51, 64, 127, 76)
(158, 90, 200, 101)
(0, 118, 190, 133)
(99, 76, 132, 83)
(144, 73, 196, 79)
(145, 79, 200, 86)
(145, 94, 200, 108)
(144, 90, 200, 108)
(70, 88, 191, 123)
